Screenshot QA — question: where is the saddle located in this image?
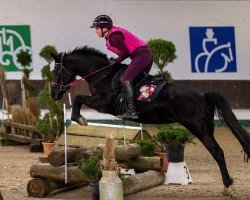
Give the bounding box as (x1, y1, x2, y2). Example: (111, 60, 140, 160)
(112, 68, 167, 102)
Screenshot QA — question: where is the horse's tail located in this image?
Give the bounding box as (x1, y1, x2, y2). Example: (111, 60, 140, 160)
(205, 92, 250, 159)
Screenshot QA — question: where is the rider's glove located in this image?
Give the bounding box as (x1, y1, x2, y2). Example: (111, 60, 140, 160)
(109, 57, 116, 67)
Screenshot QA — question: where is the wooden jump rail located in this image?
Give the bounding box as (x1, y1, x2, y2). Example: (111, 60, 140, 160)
(1, 120, 43, 152)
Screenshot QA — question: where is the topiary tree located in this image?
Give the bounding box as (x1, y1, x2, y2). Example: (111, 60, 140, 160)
(39, 45, 58, 66)
(148, 39, 177, 80)
(35, 45, 63, 142)
(16, 50, 34, 105)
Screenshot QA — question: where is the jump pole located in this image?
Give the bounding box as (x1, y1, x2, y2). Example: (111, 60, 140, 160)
(68, 93, 72, 113)
(140, 123, 143, 139)
(63, 103, 68, 183)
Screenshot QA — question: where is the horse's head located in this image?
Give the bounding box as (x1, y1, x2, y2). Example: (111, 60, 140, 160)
(51, 52, 75, 100)
(51, 46, 112, 100)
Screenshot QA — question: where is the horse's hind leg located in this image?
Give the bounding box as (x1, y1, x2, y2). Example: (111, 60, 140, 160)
(183, 121, 234, 196)
(200, 135, 234, 196)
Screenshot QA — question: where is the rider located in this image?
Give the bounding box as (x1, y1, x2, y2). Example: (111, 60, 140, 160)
(90, 15, 153, 119)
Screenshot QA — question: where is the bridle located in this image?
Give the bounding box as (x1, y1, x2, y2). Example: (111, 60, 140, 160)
(51, 52, 111, 93)
(51, 52, 72, 93)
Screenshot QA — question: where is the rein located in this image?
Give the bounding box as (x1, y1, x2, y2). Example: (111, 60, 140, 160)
(51, 61, 111, 91)
(67, 65, 111, 87)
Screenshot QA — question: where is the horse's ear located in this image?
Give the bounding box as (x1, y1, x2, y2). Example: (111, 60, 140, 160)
(51, 52, 59, 62)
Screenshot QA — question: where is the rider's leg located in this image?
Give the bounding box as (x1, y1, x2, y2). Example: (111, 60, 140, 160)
(118, 80, 138, 119)
(118, 47, 153, 119)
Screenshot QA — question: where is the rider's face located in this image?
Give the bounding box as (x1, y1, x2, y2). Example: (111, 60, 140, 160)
(95, 28, 102, 38)
(95, 27, 108, 38)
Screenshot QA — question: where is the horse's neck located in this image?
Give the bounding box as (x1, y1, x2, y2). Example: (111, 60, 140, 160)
(84, 61, 112, 88)
(87, 64, 125, 96)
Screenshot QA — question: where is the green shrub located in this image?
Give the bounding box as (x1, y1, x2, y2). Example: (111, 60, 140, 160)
(16, 50, 34, 98)
(135, 139, 158, 156)
(39, 45, 57, 65)
(79, 155, 102, 183)
(148, 39, 177, 80)
(41, 64, 52, 81)
(154, 124, 195, 147)
(16, 50, 32, 69)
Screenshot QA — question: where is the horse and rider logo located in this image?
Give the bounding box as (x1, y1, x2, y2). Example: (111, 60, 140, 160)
(0, 25, 32, 71)
(189, 27, 237, 73)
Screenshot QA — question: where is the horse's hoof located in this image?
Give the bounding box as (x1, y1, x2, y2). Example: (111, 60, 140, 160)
(78, 117, 88, 126)
(222, 185, 235, 197)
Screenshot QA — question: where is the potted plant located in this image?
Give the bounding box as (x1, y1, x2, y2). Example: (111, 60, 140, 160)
(79, 155, 102, 200)
(148, 38, 177, 81)
(135, 138, 168, 173)
(35, 45, 63, 156)
(135, 139, 158, 157)
(154, 124, 195, 162)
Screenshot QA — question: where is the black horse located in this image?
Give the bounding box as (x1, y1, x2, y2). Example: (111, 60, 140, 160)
(51, 46, 250, 196)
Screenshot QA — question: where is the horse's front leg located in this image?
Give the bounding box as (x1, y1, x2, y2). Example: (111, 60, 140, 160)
(71, 95, 105, 126)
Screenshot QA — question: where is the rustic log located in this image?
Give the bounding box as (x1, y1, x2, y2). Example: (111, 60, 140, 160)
(27, 178, 84, 198)
(28, 167, 164, 197)
(45, 144, 141, 167)
(97, 143, 141, 161)
(123, 170, 165, 195)
(124, 156, 162, 171)
(48, 147, 86, 167)
(30, 164, 88, 184)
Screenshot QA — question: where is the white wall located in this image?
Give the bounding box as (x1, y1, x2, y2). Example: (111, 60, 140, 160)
(0, 0, 250, 80)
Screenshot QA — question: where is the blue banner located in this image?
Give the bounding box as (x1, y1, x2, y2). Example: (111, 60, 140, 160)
(189, 27, 237, 73)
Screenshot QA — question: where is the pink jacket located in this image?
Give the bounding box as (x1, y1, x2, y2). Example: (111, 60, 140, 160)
(106, 26, 147, 55)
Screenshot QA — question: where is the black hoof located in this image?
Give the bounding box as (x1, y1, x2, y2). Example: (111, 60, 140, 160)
(71, 115, 88, 126)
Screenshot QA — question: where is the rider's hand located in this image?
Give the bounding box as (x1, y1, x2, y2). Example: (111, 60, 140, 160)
(109, 57, 116, 67)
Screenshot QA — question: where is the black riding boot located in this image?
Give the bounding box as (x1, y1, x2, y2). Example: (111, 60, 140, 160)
(118, 81, 138, 119)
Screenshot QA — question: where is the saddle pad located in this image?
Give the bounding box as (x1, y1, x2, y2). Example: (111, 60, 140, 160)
(136, 82, 166, 102)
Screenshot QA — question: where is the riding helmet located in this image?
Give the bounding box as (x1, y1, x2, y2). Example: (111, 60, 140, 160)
(90, 15, 113, 29)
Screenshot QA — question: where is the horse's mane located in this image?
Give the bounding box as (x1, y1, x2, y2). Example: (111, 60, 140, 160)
(67, 46, 109, 61)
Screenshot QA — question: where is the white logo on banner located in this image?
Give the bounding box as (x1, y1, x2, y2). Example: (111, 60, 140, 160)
(194, 28, 234, 73)
(0, 27, 32, 70)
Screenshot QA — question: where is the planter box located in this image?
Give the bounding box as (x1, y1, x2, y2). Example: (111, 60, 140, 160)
(165, 144, 184, 163)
